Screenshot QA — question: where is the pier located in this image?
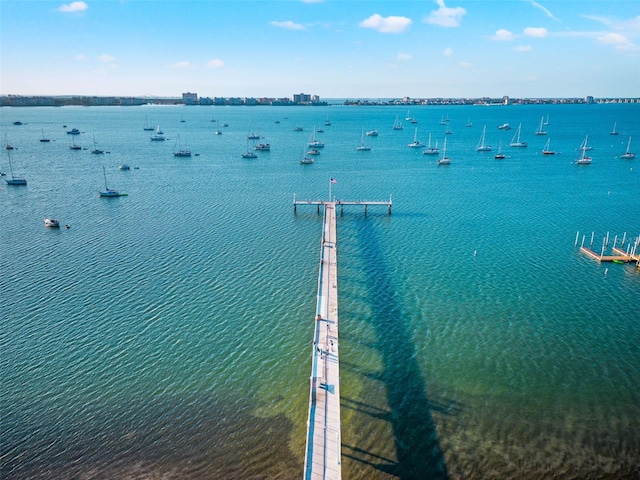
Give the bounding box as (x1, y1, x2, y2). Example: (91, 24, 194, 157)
(576, 231, 640, 267)
(304, 201, 342, 480)
(294, 194, 392, 216)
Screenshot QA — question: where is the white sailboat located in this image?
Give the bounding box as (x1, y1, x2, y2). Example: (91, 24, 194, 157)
(494, 141, 506, 159)
(535, 116, 547, 135)
(308, 127, 324, 148)
(408, 127, 425, 148)
(4, 150, 27, 185)
(542, 138, 555, 155)
(393, 114, 403, 130)
(99, 166, 126, 196)
(173, 135, 191, 157)
(476, 125, 492, 151)
(356, 128, 371, 151)
(620, 137, 635, 159)
(576, 136, 592, 164)
(242, 140, 257, 158)
(422, 134, 439, 155)
(437, 137, 450, 165)
(509, 123, 527, 147)
(610, 122, 618, 135)
(143, 115, 154, 131)
(91, 134, 104, 154)
(150, 126, 165, 141)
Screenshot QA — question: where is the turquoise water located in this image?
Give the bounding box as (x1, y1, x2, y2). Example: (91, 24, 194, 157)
(1, 104, 639, 479)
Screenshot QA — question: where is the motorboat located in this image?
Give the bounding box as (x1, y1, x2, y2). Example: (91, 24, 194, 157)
(45, 218, 60, 228)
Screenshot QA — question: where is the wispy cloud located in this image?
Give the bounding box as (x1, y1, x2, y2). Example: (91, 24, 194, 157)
(271, 20, 305, 30)
(524, 27, 548, 38)
(98, 54, 116, 62)
(396, 52, 412, 61)
(207, 58, 224, 68)
(74, 54, 86, 61)
(359, 14, 412, 33)
(514, 45, 533, 52)
(58, 1, 88, 13)
(492, 29, 515, 41)
(459, 61, 473, 68)
(167, 61, 190, 69)
(597, 33, 638, 52)
(443, 47, 453, 56)
(529, 1, 559, 21)
(425, 0, 466, 28)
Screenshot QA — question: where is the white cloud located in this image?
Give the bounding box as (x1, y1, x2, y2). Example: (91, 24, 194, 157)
(397, 52, 412, 61)
(271, 20, 305, 30)
(98, 54, 116, 62)
(459, 62, 473, 68)
(492, 29, 515, 41)
(359, 14, 412, 34)
(524, 27, 547, 38)
(167, 61, 191, 69)
(514, 45, 533, 52)
(207, 58, 224, 68)
(58, 1, 88, 13)
(425, 0, 466, 28)
(529, 1, 559, 21)
(597, 33, 638, 52)
(75, 54, 86, 61)
(443, 47, 453, 56)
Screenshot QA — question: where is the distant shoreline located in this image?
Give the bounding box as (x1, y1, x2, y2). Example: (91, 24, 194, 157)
(2, 95, 639, 107)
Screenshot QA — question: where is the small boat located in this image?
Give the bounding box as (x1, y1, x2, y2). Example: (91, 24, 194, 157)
(579, 136, 593, 151)
(365, 129, 379, 137)
(408, 127, 425, 148)
(254, 143, 271, 151)
(466, 117, 473, 127)
(143, 116, 154, 131)
(494, 141, 506, 159)
(307, 148, 321, 155)
(422, 134, 439, 155)
(610, 122, 618, 135)
(324, 116, 331, 126)
(620, 137, 635, 159)
(44, 218, 60, 228)
(476, 125, 491, 151)
(439, 115, 449, 125)
(70, 136, 82, 150)
(308, 127, 324, 148)
(576, 136, 592, 164)
(220, 122, 229, 127)
(119, 164, 131, 170)
(509, 123, 527, 147)
(242, 151, 257, 158)
(392, 114, 403, 130)
(4, 150, 27, 185)
(99, 166, 127, 196)
(543, 115, 550, 125)
(4, 133, 14, 150)
(180, 115, 186, 123)
(542, 138, 555, 155)
(405, 110, 413, 122)
(497, 123, 512, 130)
(300, 155, 314, 164)
(437, 137, 451, 165)
(40, 128, 51, 143)
(150, 126, 166, 141)
(294, 125, 304, 132)
(356, 128, 371, 151)
(444, 126, 453, 135)
(90, 134, 104, 154)
(214, 127, 222, 135)
(13, 121, 23, 125)
(173, 135, 191, 157)
(66, 128, 81, 135)
(247, 130, 261, 140)
(534, 116, 547, 135)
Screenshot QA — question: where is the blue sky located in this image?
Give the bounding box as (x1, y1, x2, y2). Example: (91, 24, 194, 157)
(1, 0, 639, 98)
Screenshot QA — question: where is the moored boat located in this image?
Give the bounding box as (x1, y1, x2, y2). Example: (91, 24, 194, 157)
(44, 218, 60, 228)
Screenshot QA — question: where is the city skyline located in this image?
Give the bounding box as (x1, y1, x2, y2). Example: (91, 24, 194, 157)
(1, 0, 639, 99)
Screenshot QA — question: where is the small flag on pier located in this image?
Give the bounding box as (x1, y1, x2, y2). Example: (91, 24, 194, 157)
(330, 178, 337, 184)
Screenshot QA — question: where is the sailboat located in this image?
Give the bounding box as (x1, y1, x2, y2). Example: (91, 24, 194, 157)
(99, 166, 126, 196)
(4, 133, 14, 150)
(535, 116, 547, 135)
(494, 141, 506, 159)
(408, 127, 425, 148)
(69, 137, 82, 150)
(308, 127, 324, 148)
(576, 136, 592, 164)
(150, 126, 165, 141)
(620, 137, 635, 159)
(356, 128, 371, 151)
(437, 137, 451, 165)
(422, 134, 439, 155)
(466, 117, 473, 127)
(610, 122, 618, 135)
(143, 115, 154, 131)
(509, 123, 527, 147)
(242, 140, 257, 158)
(173, 135, 191, 157)
(4, 150, 27, 185)
(91, 134, 104, 154)
(40, 128, 50, 143)
(542, 138, 555, 155)
(393, 114, 403, 130)
(543, 114, 550, 125)
(476, 125, 492, 151)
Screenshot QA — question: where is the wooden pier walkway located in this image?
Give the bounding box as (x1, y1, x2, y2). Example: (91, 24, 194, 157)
(294, 194, 392, 215)
(303, 202, 342, 480)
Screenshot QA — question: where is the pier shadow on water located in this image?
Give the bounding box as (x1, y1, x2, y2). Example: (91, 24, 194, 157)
(343, 216, 449, 480)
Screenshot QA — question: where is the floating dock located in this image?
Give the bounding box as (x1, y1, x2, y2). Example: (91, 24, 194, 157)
(303, 201, 342, 480)
(576, 231, 640, 267)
